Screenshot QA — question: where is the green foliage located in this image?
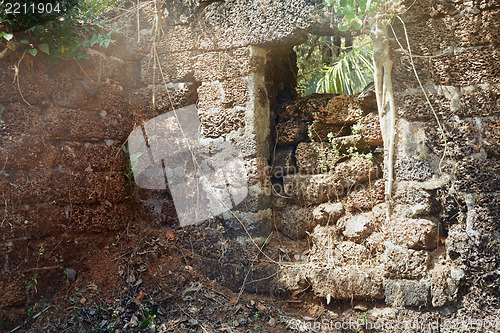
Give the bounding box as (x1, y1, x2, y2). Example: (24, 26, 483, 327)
(314, 36, 374, 95)
(324, 0, 380, 31)
(139, 306, 158, 332)
(295, 34, 374, 97)
(0, 0, 118, 60)
(294, 35, 332, 96)
(308, 120, 373, 173)
(122, 146, 143, 200)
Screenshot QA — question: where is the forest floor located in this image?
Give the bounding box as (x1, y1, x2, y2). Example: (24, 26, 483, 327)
(4, 216, 499, 333)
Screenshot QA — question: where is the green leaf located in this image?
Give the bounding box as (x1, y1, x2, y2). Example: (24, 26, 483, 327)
(151, 306, 158, 316)
(353, 19, 362, 30)
(343, 5, 355, 18)
(89, 34, 99, 46)
(338, 21, 350, 32)
(20, 39, 29, 44)
(28, 49, 38, 56)
(1, 32, 13, 41)
(39, 44, 50, 55)
(138, 320, 149, 329)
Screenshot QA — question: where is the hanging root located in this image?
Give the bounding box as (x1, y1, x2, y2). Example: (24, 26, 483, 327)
(370, 15, 396, 222)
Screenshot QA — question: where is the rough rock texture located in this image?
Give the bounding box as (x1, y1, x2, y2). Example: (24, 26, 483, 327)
(382, 243, 430, 280)
(359, 112, 384, 146)
(309, 266, 384, 300)
(342, 178, 385, 213)
(277, 205, 315, 240)
(312, 202, 344, 225)
(382, 219, 439, 251)
(283, 158, 381, 204)
(429, 263, 465, 307)
(357, 82, 377, 112)
(338, 213, 374, 242)
(385, 0, 500, 310)
(297, 94, 366, 124)
(274, 118, 308, 146)
(384, 279, 431, 307)
(308, 121, 350, 142)
(294, 142, 339, 174)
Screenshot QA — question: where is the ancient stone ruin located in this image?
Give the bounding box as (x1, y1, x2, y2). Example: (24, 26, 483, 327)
(0, 0, 498, 330)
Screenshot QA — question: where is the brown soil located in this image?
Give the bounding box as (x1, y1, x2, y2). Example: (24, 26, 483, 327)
(2, 213, 498, 333)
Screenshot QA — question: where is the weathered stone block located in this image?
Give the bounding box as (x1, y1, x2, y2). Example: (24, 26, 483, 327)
(342, 178, 385, 213)
(312, 202, 344, 225)
(141, 50, 196, 84)
(295, 138, 371, 174)
(198, 106, 246, 138)
(193, 48, 265, 82)
(455, 157, 500, 193)
(6, 170, 129, 205)
(274, 118, 308, 146)
(432, 118, 482, 158)
(59, 140, 128, 172)
(1, 103, 45, 136)
(308, 121, 349, 142)
(338, 212, 374, 242)
(357, 82, 377, 112)
(51, 80, 131, 114)
(197, 78, 249, 110)
(130, 84, 199, 120)
(359, 112, 383, 146)
(469, 193, 500, 233)
(459, 83, 500, 118)
(43, 106, 133, 140)
(310, 266, 384, 300)
(382, 243, 431, 280)
(332, 241, 371, 265)
(394, 156, 434, 182)
(0, 136, 60, 170)
(297, 94, 365, 125)
(284, 158, 381, 204)
(276, 264, 309, 293)
(429, 263, 464, 307)
(0, 61, 51, 104)
(383, 218, 438, 251)
(384, 279, 431, 307)
(446, 224, 499, 273)
(277, 205, 315, 240)
(395, 91, 452, 121)
(329, 135, 371, 154)
(0, 205, 27, 241)
(83, 49, 140, 88)
(393, 184, 435, 218)
(295, 142, 336, 174)
(481, 118, 500, 156)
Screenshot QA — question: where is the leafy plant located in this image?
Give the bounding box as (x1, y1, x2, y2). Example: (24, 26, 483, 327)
(139, 306, 158, 332)
(313, 35, 374, 95)
(0, 0, 118, 61)
(122, 146, 143, 200)
(325, 0, 381, 31)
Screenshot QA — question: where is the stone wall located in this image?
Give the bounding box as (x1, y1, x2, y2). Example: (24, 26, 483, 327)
(271, 89, 384, 240)
(140, 0, 340, 240)
(385, 0, 500, 307)
(0, 49, 138, 321)
(276, 0, 498, 309)
(1, 0, 497, 321)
